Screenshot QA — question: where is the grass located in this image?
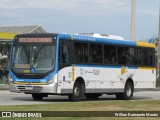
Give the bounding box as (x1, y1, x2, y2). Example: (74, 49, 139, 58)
(0, 81, 8, 84)
(1, 100, 160, 111)
(0, 100, 160, 120)
(0, 82, 4, 84)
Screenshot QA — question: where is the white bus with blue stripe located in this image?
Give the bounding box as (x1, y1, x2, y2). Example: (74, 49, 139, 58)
(9, 33, 156, 101)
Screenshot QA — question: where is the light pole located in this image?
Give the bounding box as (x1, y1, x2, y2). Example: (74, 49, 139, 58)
(130, 0, 136, 41)
(157, 1, 160, 80)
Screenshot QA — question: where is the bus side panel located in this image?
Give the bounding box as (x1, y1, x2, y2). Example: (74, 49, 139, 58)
(73, 66, 125, 93)
(57, 66, 74, 94)
(142, 69, 156, 88)
(133, 69, 156, 91)
(102, 68, 125, 93)
(74, 66, 104, 93)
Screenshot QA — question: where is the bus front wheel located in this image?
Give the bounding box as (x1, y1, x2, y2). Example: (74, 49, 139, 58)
(32, 93, 44, 101)
(68, 82, 84, 102)
(116, 82, 133, 100)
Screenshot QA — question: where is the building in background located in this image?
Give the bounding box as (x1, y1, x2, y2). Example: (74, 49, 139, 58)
(0, 25, 46, 34)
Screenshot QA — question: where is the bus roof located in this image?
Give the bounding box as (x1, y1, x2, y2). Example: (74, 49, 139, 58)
(14, 33, 155, 48)
(58, 33, 155, 48)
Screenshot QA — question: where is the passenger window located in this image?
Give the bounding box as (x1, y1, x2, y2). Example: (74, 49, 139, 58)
(142, 48, 153, 66)
(117, 46, 132, 65)
(90, 44, 102, 63)
(104, 45, 116, 64)
(75, 43, 88, 63)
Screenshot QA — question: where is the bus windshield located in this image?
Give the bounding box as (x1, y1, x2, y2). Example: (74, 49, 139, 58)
(11, 45, 56, 74)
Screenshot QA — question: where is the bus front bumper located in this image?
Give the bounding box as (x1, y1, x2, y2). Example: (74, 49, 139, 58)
(9, 82, 57, 94)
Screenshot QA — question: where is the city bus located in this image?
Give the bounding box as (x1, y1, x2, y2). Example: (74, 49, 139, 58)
(8, 33, 156, 101)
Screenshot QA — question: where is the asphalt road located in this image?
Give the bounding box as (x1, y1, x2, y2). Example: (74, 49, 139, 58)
(0, 90, 160, 106)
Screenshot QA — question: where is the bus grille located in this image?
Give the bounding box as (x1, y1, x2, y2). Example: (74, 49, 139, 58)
(15, 75, 46, 79)
(17, 86, 43, 92)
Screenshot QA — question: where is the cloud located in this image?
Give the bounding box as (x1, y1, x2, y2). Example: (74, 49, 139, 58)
(0, 0, 22, 9)
(0, 0, 128, 10)
(0, 0, 158, 18)
(0, 0, 130, 19)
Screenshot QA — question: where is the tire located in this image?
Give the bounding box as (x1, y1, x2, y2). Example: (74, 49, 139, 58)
(32, 93, 44, 101)
(68, 82, 84, 102)
(116, 82, 133, 100)
(85, 93, 100, 99)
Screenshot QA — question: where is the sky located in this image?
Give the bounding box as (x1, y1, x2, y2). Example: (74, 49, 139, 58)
(0, 0, 159, 40)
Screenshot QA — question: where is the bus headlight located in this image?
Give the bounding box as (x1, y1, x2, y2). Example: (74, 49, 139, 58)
(47, 76, 55, 84)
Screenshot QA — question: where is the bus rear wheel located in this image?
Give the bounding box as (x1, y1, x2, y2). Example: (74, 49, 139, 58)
(68, 82, 84, 102)
(85, 93, 100, 99)
(116, 82, 133, 100)
(32, 93, 44, 101)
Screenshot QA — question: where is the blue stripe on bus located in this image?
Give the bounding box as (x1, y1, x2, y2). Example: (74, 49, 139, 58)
(99, 38, 137, 46)
(73, 37, 137, 46)
(73, 35, 137, 46)
(58, 34, 71, 40)
(57, 33, 137, 46)
(57, 33, 154, 48)
(74, 64, 138, 69)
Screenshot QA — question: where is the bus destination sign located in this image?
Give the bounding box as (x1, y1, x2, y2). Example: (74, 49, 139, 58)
(19, 38, 52, 43)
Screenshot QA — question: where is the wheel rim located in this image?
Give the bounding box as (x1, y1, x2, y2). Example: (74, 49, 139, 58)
(74, 87, 80, 96)
(126, 85, 132, 97)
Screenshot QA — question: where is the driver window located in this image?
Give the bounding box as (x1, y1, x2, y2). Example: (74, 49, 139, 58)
(59, 41, 70, 64)
(62, 46, 70, 63)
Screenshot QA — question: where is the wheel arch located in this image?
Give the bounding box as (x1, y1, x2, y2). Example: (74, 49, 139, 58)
(74, 77, 85, 86)
(74, 77, 86, 93)
(125, 78, 134, 91)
